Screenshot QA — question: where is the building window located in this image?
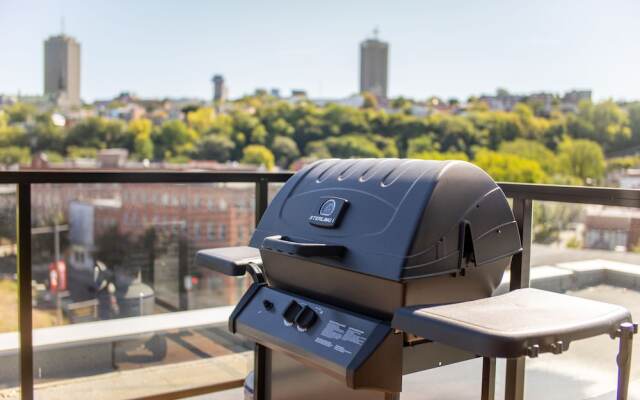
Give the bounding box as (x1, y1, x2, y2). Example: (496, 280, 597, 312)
(207, 223, 216, 240)
(220, 224, 227, 241)
(194, 222, 200, 240)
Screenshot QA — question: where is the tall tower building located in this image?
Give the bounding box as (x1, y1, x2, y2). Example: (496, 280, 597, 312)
(359, 30, 389, 99)
(44, 34, 81, 107)
(212, 75, 227, 103)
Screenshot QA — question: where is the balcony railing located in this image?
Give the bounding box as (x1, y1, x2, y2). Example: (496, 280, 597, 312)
(0, 170, 638, 400)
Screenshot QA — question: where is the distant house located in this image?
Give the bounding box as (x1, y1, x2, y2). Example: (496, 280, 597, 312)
(617, 169, 640, 190)
(584, 206, 640, 251)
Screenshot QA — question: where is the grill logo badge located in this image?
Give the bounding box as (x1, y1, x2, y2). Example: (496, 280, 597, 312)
(309, 197, 348, 228)
(319, 199, 336, 216)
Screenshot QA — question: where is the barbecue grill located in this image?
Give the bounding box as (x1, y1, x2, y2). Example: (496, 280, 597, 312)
(196, 158, 523, 399)
(195, 159, 629, 400)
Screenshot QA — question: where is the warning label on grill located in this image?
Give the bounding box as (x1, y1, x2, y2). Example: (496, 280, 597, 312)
(342, 327, 366, 345)
(314, 337, 333, 348)
(319, 320, 367, 347)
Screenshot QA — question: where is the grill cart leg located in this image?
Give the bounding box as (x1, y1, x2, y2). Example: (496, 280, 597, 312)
(254, 343, 267, 400)
(504, 357, 525, 400)
(481, 357, 496, 400)
(616, 322, 637, 400)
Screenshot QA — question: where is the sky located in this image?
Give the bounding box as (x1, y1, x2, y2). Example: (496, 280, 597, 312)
(0, 0, 639, 102)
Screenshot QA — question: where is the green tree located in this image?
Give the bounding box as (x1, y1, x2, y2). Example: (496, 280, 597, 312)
(427, 114, 482, 155)
(27, 113, 65, 154)
(323, 104, 370, 136)
(362, 92, 379, 109)
(533, 203, 582, 244)
(470, 111, 522, 149)
(128, 119, 153, 160)
(473, 149, 547, 183)
(187, 107, 216, 135)
(250, 124, 268, 144)
(0, 111, 26, 147)
(242, 144, 275, 170)
(271, 136, 300, 168)
(5, 103, 36, 124)
(627, 102, 640, 144)
(391, 97, 413, 110)
(152, 120, 199, 160)
(412, 151, 469, 161)
(406, 135, 438, 157)
(369, 134, 399, 157)
(498, 139, 557, 175)
(324, 135, 384, 158)
(607, 156, 640, 173)
(67, 146, 97, 159)
(0, 146, 30, 165)
(65, 116, 127, 150)
(557, 139, 605, 183)
(195, 135, 235, 162)
(305, 141, 332, 159)
(592, 100, 630, 147)
(567, 100, 630, 151)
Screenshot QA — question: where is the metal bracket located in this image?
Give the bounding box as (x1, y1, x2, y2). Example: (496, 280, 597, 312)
(550, 340, 566, 355)
(526, 344, 540, 358)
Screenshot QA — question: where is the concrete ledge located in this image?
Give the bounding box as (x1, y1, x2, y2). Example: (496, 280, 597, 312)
(497, 259, 640, 295)
(0, 306, 234, 356)
(0, 351, 252, 400)
(0, 306, 234, 386)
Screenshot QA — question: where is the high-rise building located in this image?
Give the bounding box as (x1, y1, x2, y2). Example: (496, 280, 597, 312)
(211, 75, 227, 103)
(44, 34, 81, 107)
(359, 31, 388, 99)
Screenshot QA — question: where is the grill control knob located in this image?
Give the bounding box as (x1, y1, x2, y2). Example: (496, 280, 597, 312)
(262, 300, 274, 311)
(282, 301, 303, 326)
(295, 306, 317, 332)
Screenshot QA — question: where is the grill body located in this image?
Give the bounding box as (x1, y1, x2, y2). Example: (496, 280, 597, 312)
(252, 159, 521, 318)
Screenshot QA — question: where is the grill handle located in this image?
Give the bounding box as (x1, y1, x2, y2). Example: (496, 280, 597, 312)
(262, 236, 346, 258)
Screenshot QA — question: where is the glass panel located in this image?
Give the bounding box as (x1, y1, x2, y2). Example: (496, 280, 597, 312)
(0, 185, 18, 391)
(268, 182, 285, 203)
(525, 200, 640, 398)
(28, 182, 256, 398)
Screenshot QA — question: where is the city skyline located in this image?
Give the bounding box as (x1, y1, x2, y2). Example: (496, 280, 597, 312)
(1, 0, 639, 102)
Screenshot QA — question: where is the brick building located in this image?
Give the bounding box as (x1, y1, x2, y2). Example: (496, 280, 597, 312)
(584, 206, 640, 251)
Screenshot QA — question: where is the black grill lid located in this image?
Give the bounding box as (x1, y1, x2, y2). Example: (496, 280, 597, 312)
(250, 159, 521, 282)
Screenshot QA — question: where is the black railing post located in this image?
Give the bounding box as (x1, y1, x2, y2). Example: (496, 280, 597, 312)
(178, 233, 189, 311)
(17, 183, 33, 400)
(505, 197, 533, 400)
(253, 177, 271, 399)
(255, 177, 269, 226)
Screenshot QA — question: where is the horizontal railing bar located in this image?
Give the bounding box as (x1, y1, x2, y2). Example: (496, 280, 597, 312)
(499, 182, 640, 207)
(0, 170, 292, 184)
(1, 171, 639, 206)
